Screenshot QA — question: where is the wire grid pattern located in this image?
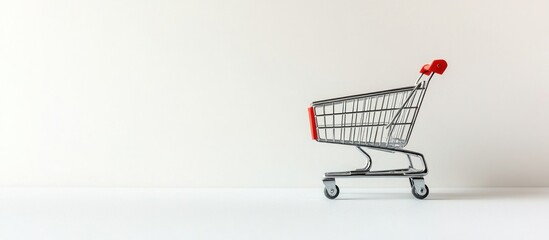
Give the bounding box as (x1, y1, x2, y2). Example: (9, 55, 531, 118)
(312, 86, 426, 148)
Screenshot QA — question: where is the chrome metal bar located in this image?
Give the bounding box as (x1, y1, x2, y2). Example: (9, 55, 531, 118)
(407, 154, 414, 168)
(355, 146, 372, 171)
(322, 105, 327, 141)
(332, 102, 335, 143)
(373, 95, 387, 144)
(340, 100, 346, 141)
(318, 122, 412, 128)
(385, 81, 422, 129)
(357, 98, 367, 142)
(404, 72, 435, 143)
(314, 107, 417, 117)
(324, 169, 426, 178)
(351, 99, 358, 143)
(313, 86, 416, 105)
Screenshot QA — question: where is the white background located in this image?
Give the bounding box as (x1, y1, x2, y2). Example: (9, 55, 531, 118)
(1, 0, 548, 188)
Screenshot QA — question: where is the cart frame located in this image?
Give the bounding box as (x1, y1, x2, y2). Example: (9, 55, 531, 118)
(308, 59, 447, 199)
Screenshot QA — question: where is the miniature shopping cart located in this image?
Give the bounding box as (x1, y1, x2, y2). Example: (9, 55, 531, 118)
(308, 59, 447, 199)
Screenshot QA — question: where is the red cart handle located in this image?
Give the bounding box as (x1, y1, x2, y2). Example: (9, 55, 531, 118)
(420, 59, 447, 75)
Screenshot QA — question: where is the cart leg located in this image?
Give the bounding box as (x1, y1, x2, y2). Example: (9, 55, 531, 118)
(322, 178, 339, 199)
(407, 154, 414, 169)
(404, 151, 427, 173)
(409, 177, 415, 188)
(355, 146, 372, 171)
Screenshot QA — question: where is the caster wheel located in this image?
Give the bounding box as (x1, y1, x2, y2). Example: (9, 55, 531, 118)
(324, 185, 340, 199)
(412, 184, 429, 199)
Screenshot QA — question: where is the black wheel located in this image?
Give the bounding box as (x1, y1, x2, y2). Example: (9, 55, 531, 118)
(412, 184, 429, 199)
(324, 185, 340, 199)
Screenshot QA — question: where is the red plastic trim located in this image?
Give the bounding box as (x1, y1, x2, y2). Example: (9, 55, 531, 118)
(420, 59, 447, 75)
(420, 64, 432, 75)
(308, 107, 318, 140)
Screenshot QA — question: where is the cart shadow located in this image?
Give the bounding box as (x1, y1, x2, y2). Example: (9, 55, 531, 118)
(335, 189, 549, 201)
(336, 192, 414, 200)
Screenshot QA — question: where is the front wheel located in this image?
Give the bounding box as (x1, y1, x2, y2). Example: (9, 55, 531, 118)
(324, 185, 340, 199)
(412, 184, 429, 199)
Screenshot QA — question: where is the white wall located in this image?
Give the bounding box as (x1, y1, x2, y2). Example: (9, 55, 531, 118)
(1, 0, 548, 187)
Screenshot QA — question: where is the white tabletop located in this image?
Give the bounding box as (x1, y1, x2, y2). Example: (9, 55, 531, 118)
(0, 188, 547, 240)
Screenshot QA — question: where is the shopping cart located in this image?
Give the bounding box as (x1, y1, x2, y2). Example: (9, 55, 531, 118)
(308, 59, 447, 199)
